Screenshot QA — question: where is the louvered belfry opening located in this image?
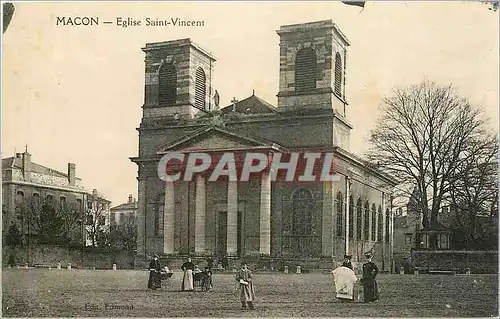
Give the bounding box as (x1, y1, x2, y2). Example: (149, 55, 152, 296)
(334, 52, 342, 96)
(295, 48, 317, 93)
(158, 63, 177, 106)
(195, 67, 206, 110)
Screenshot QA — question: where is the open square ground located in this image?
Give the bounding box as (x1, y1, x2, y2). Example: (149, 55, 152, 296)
(2, 269, 498, 317)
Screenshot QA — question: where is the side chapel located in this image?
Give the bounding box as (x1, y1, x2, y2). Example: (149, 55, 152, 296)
(131, 20, 397, 270)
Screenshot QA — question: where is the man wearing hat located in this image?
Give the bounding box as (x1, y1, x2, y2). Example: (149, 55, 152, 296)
(331, 255, 357, 302)
(361, 251, 379, 303)
(235, 261, 256, 310)
(148, 254, 162, 290)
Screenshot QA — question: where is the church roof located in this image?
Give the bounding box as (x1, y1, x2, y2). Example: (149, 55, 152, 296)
(156, 125, 286, 153)
(111, 202, 138, 211)
(219, 93, 277, 115)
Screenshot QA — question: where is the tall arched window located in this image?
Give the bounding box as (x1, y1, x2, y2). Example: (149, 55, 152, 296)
(295, 48, 317, 93)
(154, 194, 164, 236)
(334, 52, 342, 96)
(356, 198, 362, 240)
(371, 204, 377, 241)
(377, 205, 383, 242)
(385, 208, 390, 242)
(158, 63, 177, 106)
(195, 67, 206, 110)
(336, 191, 343, 237)
(364, 201, 370, 241)
(291, 188, 314, 255)
(348, 196, 354, 239)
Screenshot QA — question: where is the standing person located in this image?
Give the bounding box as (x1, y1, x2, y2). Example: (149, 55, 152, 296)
(206, 256, 214, 270)
(361, 252, 379, 303)
(235, 261, 256, 310)
(181, 257, 195, 291)
(148, 254, 162, 290)
(331, 255, 357, 302)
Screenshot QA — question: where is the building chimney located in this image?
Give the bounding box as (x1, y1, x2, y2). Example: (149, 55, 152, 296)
(68, 163, 76, 186)
(128, 194, 133, 204)
(22, 150, 31, 181)
(92, 189, 98, 198)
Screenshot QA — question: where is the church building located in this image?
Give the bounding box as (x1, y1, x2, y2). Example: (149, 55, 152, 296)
(131, 20, 397, 271)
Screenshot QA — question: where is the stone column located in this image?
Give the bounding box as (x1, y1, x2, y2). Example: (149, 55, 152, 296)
(259, 171, 271, 255)
(195, 175, 206, 254)
(227, 181, 238, 255)
(381, 193, 387, 271)
(345, 178, 350, 255)
(163, 181, 175, 254)
(136, 178, 146, 256)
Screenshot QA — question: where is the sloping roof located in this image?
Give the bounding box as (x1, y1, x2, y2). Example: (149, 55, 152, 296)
(2, 156, 78, 179)
(156, 125, 286, 153)
(219, 94, 277, 115)
(111, 202, 138, 211)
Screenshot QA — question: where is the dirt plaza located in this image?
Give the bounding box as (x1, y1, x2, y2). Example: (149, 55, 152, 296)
(2, 269, 498, 317)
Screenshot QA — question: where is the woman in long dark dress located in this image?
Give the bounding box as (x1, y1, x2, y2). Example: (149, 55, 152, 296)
(361, 252, 379, 303)
(148, 254, 161, 290)
(181, 257, 195, 291)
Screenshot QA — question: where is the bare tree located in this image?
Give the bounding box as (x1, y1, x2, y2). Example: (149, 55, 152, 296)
(368, 81, 494, 235)
(85, 202, 109, 247)
(18, 197, 83, 245)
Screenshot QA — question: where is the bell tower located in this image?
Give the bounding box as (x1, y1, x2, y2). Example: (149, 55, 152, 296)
(276, 20, 349, 117)
(142, 38, 216, 120)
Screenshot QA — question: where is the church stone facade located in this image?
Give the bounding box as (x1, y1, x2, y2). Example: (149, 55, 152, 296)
(131, 20, 397, 270)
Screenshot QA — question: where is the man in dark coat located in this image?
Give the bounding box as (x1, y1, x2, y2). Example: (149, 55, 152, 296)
(361, 251, 379, 303)
(148, 254, 162, 290)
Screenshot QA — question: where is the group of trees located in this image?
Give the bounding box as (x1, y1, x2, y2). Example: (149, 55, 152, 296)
(5, 197, 136, 252)
(369, 81, 498, 250)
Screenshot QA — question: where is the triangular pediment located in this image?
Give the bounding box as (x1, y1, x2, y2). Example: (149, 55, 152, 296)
(157, 126, 284, 153)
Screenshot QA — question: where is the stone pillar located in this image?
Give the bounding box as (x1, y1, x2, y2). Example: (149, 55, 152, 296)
(163, 181, 175, 254)
(381, 193, 387, 270)
(322, 181, 335, 257)
(227, 181, 238, 255)
(136, 178, 146, 256)
(345, 178, 351, 255)
(195, 175, 206, 254)
(259, 171, 271, 255)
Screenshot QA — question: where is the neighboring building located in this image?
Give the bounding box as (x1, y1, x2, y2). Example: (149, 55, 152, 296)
(110, 194, 138, 226)
(85, 189, 112, 247)
(2, 150, 87, 245)
(131, 20, 398, 269)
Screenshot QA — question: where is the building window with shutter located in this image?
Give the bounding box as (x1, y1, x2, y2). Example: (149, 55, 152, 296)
(356, 198, 362, 240)
(364, 201, 370, 240)
(295, 48, 317, 93)
(158, 63, 177, 106)
(334, 52, 342, 96)
(371, 204, 377, 241)
(59, 196, 66, 211)
(377, 205, 383, 241)
(195, 67, 206, 110)
(348, 196, 354, 239)
(336, 191, 343, 237)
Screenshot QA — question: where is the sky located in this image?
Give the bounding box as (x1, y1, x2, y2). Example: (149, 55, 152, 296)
(2, 1, 499, 206)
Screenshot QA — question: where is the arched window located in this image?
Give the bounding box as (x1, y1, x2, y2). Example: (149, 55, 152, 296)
(371, 204, 377, 241)
(356, 198, 362, 240)
(377, 205, 383, 242)
(364, 201, 370, 240)
(158, 63, 177, 106)
(154, 194, 164, 236)
(295, 48, 317, 93)
(334, 52, 342, 96)
(348, 196, 354, 239)
(195, 67, 206, 110)
(290, 188, 315, 256)
(336, 191, 343, 237)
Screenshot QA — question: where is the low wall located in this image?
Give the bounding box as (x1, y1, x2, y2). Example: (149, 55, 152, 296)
(3, 246, 135, 269)
(411, 250, 498, 274)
